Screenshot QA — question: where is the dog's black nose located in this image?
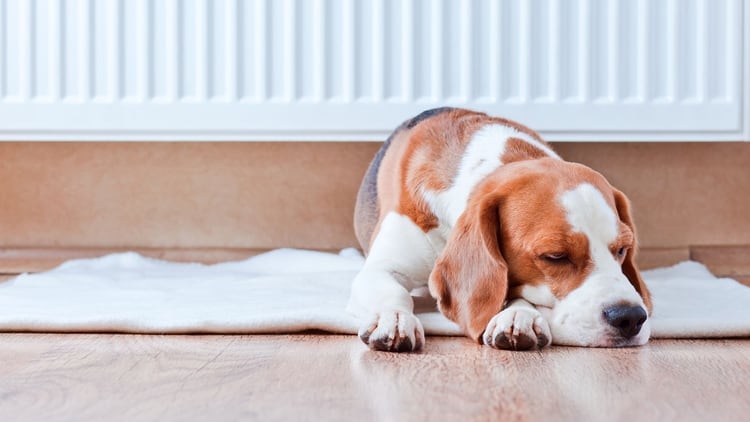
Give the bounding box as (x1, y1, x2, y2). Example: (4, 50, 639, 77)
(603, 305, 647, 338)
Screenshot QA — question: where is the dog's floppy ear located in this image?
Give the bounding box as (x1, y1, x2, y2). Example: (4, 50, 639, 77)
(613, 188, 653, 314)
(428, 189, 508, 343)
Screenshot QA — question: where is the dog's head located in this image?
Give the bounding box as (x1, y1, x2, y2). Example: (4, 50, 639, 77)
(429, 158, 652, 347)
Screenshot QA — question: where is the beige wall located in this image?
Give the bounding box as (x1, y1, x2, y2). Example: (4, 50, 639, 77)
(0, 142, 747, 269)
(0, 142, 374, 250)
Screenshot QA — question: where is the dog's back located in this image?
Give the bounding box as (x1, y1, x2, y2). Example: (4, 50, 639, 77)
(354, 107, 549, 254)
(354, 107, 457, 253)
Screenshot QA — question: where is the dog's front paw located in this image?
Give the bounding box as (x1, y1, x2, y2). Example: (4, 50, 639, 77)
(358, 311, 425, 352)
(483, 307, 551, 350)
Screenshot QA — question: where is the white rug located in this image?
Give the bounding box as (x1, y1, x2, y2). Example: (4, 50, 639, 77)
(1, 248, 748, 338)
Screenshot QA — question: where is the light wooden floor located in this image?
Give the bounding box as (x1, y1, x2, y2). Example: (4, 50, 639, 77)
(0, 334, 748, 421)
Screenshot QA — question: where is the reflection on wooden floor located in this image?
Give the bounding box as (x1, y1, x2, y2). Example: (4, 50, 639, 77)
(0, 334, 748, 420)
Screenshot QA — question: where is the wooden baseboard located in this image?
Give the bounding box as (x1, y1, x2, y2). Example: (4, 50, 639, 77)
(0, 247, 269, 274)
(2, 246, 747, 287)
(635, 247, 690, 270)
(690, 246, 750, 286)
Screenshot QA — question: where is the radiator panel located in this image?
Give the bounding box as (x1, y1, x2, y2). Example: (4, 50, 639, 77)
(0, 0, 745, 141)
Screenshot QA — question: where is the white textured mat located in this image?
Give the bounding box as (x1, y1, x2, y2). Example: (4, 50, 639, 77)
(1, 249, 748, 338)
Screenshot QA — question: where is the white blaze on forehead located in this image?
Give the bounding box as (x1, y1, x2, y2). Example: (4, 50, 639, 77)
(560, 183, 617, 244)
(559, 183, 619, 273)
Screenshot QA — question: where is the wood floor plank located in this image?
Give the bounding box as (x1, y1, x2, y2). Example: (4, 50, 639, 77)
(0, 334, 748, 421)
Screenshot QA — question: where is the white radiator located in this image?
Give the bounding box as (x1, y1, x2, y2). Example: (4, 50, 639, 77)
(0, 0, 747, 141)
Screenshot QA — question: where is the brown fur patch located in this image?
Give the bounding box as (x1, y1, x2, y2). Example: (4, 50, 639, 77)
(501, 137, 550, 164)
(369, 129, 413, 249)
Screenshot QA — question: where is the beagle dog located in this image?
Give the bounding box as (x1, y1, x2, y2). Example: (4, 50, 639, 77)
(347, 108, 652, 352)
